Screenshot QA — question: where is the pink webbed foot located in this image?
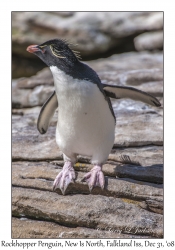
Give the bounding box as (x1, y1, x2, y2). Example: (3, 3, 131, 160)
(81, 165, 105, 191)
(53, 161, 76, 195)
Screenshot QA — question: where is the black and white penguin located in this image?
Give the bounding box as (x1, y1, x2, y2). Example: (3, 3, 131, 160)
(27, 39, 161, 195)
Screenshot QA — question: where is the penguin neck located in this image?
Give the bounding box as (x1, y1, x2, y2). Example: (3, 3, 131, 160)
(50, 66, 71, 89)
(50, 65, 83, 97)
(53, 59, 80, 77)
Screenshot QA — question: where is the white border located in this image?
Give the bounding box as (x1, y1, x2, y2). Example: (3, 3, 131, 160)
(1, 0, 174, 245)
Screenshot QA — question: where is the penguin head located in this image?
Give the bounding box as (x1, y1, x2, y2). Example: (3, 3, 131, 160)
(27, 39, 80, 69)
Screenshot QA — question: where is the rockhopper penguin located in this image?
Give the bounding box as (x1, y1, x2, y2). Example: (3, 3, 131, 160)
(27, 39, 161, 195)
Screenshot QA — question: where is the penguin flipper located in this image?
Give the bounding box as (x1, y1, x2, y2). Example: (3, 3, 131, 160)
(103, 84, 161, 107)
(37, 91, 58, 134)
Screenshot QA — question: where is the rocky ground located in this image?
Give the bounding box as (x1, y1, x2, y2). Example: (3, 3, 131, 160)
(12, 49, 163, 238)
(12, 11, 163, 78)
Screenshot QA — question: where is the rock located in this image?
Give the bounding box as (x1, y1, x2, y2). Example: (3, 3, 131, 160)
(115, 164, 163, 184)
(140, 198, 163, 215)
(12, 161, 163, 200)
(12, 12, 163, 58)
(99, 68, 163, 97)
(12, 81, 54, 108)
(114, 110, 163, 147)
(16, 68, 53, 89)
(12, 12, 163, 78)
(12, 102, 162, 159)
(89, 51, 163, 72)
(109, 145, 163, 167)
(12, 55, 46, 79)
(12, 187, 163, 238)
(12, 113, 62, 161)
(134, 31, 163, 51)
(12, 39, 163, 238)
(12, 106, 43, 116)
(12, 52, 163, 109)
(13, 217, 150, 239)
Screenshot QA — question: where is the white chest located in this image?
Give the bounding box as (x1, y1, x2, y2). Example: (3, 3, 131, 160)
(50, 66, 115, 161)
(50, 66, 101, 115)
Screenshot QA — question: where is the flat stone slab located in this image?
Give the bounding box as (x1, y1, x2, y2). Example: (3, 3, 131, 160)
(12, 187, 163, 238)
(89, 52, 163, 72)
(109, 145, 163, 166)
(76, 146, 163, 184)
(12, 161, 163, 199)
(134, 31, 163, 51)
(12, 113, 62, 161)
(12, 217, 151, 239)
(115, 164, 163, 184)
(113, 110, 163, 147)
(12, 105, 163, 159)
